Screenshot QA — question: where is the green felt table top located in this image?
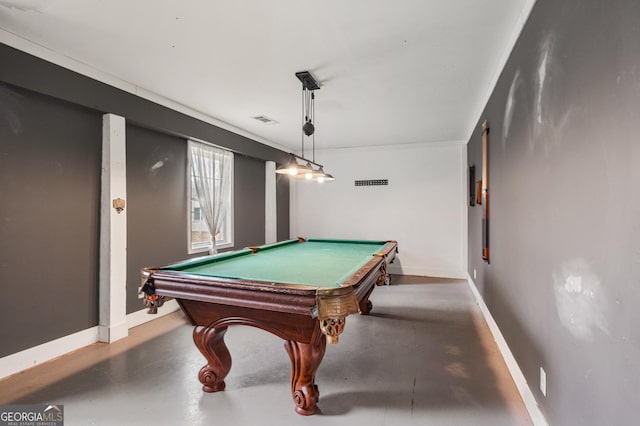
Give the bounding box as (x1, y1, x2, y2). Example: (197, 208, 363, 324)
(161, 238, 391, 288)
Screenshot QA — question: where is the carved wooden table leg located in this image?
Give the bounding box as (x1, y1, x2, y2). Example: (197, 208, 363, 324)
(193, 325, 232, 393)
(284, 334, 327, 415)
(359, 286, 375, 315)
(359, 263, 388, 315)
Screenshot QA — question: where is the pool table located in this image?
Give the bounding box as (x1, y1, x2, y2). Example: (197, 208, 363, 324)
(141, 237, 398, 415)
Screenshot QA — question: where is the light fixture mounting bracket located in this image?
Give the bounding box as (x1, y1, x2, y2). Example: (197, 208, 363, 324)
(295, 71, 320, 91)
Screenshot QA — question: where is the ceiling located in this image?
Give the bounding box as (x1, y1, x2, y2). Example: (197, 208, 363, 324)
(0, 0, 534, 152)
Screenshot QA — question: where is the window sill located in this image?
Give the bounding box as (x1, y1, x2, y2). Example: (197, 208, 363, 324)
(188, 241, 234, 255)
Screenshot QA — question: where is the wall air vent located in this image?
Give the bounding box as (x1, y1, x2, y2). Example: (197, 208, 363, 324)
(354, 179, 388, 187)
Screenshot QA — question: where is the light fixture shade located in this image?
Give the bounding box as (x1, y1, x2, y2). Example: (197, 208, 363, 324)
(314, 166, 335, 183)
(275, 157, 302, 175)
(293, 161, 315, 179)
(322, 172, 335, 181)
(305, 162, 318, 180)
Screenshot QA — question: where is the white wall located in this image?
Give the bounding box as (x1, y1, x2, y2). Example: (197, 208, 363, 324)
(291, 142, 467, 278)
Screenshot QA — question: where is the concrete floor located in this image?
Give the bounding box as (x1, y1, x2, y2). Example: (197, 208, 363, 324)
(0, 277, 532, 426)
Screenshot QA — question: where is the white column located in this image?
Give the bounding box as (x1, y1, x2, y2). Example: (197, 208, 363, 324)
(99, 113, 128, 343)
(265, 161, 277, 243)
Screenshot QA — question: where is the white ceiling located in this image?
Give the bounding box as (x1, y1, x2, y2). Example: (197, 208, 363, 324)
(0, 0, 534, 152)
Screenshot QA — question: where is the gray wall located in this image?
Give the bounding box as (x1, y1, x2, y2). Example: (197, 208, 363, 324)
(0, 83, 101, 356)
(233, 155, 266, 249)
(125, 124, 189, 314)
(0, 43, 291, 355)
(468, 0, 640, 424)
(276, 174, 290, 241)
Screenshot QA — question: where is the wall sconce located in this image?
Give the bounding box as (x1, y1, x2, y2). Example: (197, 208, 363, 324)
(113, 198, 125, 214)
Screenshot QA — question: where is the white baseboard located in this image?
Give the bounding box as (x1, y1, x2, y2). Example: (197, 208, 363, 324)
(0, 299, 180, 380)
(126, 299, 180, 329)
(389, 264, 466, 279)
(466, 274, 548, 426)
(0, 326, 100, 379)
(98, 321, 129, 343)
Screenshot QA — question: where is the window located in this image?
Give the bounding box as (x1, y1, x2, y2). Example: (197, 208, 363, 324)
(188, 140, 234, 253)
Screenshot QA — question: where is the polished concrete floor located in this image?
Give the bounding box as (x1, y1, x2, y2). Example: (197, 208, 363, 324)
(0, 277, 532, 425)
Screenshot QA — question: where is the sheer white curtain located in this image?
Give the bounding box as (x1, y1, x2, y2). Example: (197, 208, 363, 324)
(190, 140, 232, 254)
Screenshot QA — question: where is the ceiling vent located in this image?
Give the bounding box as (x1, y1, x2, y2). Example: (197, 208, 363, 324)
(252, 115, 279, 125)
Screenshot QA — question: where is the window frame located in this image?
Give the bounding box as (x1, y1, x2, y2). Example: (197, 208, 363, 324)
(187, 139, 234, 254)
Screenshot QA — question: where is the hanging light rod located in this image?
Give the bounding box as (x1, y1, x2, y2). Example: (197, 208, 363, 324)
(275, 70, 334, 182)
(295, 71, 320, 91)
(289, 152, 322, 168)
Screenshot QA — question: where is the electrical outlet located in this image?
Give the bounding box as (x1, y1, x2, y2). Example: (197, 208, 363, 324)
(137, 286, 144, 299)
(540, 367, 547, 397)
(474, 268, 477, 279)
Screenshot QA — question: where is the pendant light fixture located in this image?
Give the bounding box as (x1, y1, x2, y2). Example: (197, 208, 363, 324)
(275, 71, 334, 182)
